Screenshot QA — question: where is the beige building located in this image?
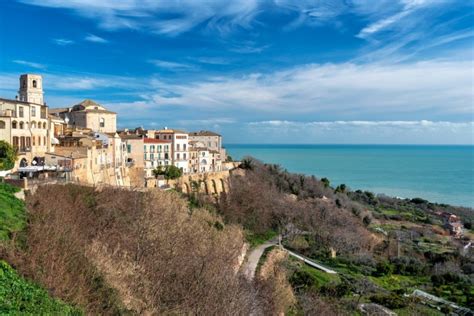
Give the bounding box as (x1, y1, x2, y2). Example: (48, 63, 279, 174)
(54, 99, 117, 133)
(0, 74, 52, 169)
(143, 138, 172, 177)
(189, 130, 226, 161)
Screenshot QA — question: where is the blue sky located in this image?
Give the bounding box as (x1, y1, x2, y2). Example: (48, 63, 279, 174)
(0, 0, 473, 144)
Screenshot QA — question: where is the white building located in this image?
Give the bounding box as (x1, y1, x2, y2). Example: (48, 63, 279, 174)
(155, 128, 189, 173)
(143, 138, 172, 177)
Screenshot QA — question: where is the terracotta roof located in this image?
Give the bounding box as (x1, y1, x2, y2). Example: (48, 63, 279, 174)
(144, 138, 172, 144)
(120, 134, 143, 140)
(189, 130, 221, 137)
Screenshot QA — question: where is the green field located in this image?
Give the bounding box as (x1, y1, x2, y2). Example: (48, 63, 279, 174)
(0, 260, 81, 314)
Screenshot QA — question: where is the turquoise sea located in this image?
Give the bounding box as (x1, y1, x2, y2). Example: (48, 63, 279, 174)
(225, 145, 474, 208)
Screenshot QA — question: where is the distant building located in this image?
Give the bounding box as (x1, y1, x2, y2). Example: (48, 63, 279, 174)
(0, 74, 53, 170)
(143, 138, 172, 177)
(189, 130, 226, 161)
(155, 128, 189, 173)
(441, 213, 463, 238)
(53, 99, 117, 133)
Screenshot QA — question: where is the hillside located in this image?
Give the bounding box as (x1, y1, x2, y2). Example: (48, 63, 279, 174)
(0, 160, 473, 315)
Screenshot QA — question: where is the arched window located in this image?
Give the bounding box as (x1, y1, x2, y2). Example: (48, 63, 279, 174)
(43, 122, 47, 129)
(12, 121, 17, 129)
(12, 136, 19, 148)
(19, 122, 24, 129)
(99, 117, 105, 128)
(31, 121, 36, 129)
(32, 80, 37, 88)
(0, 121, 5, 129)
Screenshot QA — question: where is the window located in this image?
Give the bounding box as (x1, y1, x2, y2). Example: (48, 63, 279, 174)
(31, 121, 36, 129)
(0, 121, 5, 129)
(38, 136, 41, 146)
(26, 137, 31, 148)
(177, 153, 180, 160)
(165, 153, 169, 160)
(12, 121, 17, 129)
(127, 144, 131, 153)
(150, 154, 154, 160)
(177, 144, 180, 151)
(22, 80, 26, 88)
(183, 153, 186, 160)
(144, 145, 147, 152)
(43, 122, 47, 129)
(19, 107, 24, 118)
(32, 136, 35, 146)
(12, 136, 19, 148)
(183, 144, 187, 151)
(144, 153, 147, 160)
(100, 118, 105, 128)
(158, 145, 162, 152)
(150, 145, 155, 152)
(32, 80, 37, 88)
(31, 106, 36, 117)
(19, 122, 24, 129)
(44, 136, 46, 146)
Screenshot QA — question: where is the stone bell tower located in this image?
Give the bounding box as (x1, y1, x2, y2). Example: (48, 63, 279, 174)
(18, 74, 44, 105)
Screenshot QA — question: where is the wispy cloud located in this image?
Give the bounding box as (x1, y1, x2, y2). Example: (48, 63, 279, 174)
(12, 60, 46, 69)
(52, 38, 74, 46)
(245, 120, 474, 144)
(144, 59, 473, 121)
(148, 59, 196, 71)
(84, 34, 108, 43)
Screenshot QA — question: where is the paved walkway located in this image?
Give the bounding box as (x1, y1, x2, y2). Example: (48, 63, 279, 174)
(242, 241, 276, 280)
(242, 239, 338, 280)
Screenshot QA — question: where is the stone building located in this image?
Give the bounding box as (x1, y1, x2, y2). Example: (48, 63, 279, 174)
(0, 74, 52, 170)
(189, 130, 226, 161)
(53, 99, 117, 133)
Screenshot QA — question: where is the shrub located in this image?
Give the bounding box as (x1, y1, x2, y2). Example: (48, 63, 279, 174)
(373, 260, 393, 277)
(0, 141, 16, 171)
(363, 215, 372, 226)
(370, 293, 408, 309)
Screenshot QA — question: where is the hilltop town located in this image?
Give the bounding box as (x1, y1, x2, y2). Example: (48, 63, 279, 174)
(0, 74, 235, 188)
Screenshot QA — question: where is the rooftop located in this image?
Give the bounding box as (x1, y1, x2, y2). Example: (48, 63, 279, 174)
(189, 130, 221, 137)
(144, 138, 172, 144)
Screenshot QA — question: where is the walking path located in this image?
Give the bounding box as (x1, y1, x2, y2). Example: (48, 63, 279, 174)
(242, 238, 337, 280)
(242, 241, 275, 280)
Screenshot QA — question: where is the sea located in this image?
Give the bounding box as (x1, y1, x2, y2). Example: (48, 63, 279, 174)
(225, 144, 474, 208)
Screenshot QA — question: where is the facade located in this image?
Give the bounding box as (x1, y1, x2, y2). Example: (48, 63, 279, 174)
(55, 99, 117, 133)
(0, 74, 52, 170)
(155, 128, 189, 173)
(143, 138, 172, 177)
(189, 130, 226, 162)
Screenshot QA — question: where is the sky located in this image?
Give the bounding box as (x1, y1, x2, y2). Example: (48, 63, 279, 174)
(0, 0, 473, 144)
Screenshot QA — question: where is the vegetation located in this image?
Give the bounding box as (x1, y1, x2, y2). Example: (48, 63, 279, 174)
(0, 261, 80, 315)
(0, 141, 16, 171)
(152, 165, 183, 180)
(0, 182, 25, 240)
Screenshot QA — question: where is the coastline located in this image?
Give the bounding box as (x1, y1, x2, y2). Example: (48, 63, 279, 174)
(226, 144, 474, 208)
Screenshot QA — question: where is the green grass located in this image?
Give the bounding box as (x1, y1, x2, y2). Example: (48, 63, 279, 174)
(245, 229, 278, 248)
(0, 260, 81, 315)
(0, 183, 26, 241)
(289, 257, 341, 287)
(395, 304, 444, 316)
(369, 274, 430, 292)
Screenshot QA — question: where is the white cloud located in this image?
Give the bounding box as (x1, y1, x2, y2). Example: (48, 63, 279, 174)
(245, 120, 474, 144)
(144, 59, 473, 120)
(84, 34, 108, 43)
(148, 59, 195, 70)
(52, 38, 74, 45)
(12, 60, 46, 69)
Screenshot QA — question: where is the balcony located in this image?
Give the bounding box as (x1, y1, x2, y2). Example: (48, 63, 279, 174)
(0, 110, 15, 117)
(17, 147, 32, 153)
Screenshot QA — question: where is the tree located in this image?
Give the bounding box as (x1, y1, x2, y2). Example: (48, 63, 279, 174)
(335, 184, 347, 194)
(152, 165, 183, 181)
(0, 141, 16, 171)
(321, 177, 330, 188)
(163, 165, 182, 180)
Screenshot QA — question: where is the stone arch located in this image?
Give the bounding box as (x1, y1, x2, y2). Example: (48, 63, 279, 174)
(183, 182, 190, 194)
(211, 179, 218, 194)
(20, 158, 28, 167)
(220, 178, 226, 194)
(202, 180, 209, 194)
